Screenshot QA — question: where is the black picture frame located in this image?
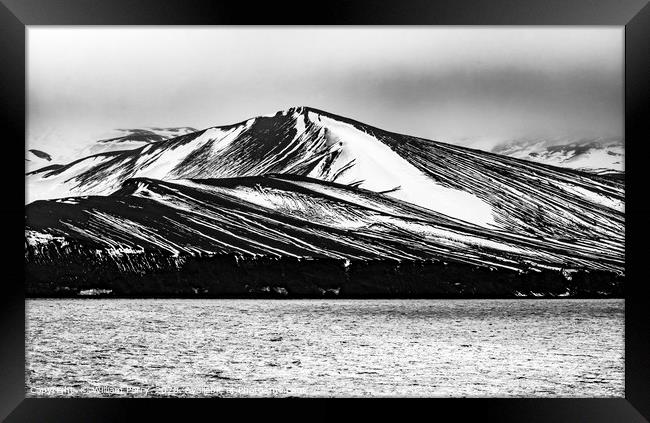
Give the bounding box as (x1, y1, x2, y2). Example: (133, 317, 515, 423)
(2, 0, 648, 421)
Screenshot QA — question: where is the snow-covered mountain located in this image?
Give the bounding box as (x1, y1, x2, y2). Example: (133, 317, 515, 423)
(25, 107, 625, 297)
(492, 136, 624, 175)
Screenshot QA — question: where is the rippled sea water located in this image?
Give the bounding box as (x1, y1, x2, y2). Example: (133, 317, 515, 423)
(26, 299, 624, 397)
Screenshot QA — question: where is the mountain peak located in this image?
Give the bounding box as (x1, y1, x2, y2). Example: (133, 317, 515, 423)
(262, 105, 320, 119)
(26, 106, 623, 237)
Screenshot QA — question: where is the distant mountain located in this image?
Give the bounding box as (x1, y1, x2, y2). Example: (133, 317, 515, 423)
(492, 137, 624, 176)
(77, 127, 198, 157)
(26, 127, 197, 174)
(25, 107, 624, 298)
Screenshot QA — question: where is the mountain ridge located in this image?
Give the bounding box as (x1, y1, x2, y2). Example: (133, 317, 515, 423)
(26, 107, 623, 226)
(492, 136, 624, 174)
(25, 107, 625, 298)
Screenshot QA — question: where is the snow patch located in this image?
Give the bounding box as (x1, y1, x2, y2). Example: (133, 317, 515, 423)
(305, 113, 496, 227)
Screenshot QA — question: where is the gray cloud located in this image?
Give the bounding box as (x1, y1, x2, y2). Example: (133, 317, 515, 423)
(27, 27, 622, 154)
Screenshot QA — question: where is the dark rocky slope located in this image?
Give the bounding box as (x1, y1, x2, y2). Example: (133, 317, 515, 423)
(26, 175, 623, 298)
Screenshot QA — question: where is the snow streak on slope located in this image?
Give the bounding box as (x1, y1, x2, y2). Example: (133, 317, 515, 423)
(26, 176, 623, 274)
(304, 112, 495, 226)
(379, 136, 624, 244)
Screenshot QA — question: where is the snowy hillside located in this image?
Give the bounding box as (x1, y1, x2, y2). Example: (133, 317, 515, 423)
(26, 175, 623, 297)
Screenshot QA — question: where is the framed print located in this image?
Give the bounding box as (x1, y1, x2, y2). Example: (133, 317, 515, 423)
(1, 0, 649, 421)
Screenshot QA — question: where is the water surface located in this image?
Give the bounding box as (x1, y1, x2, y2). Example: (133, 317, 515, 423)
(26, 299, 624, 397)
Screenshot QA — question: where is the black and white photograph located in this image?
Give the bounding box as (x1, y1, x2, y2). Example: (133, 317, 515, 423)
(24, 26, 625, 398)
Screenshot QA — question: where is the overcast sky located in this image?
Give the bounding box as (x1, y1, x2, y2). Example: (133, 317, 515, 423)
(27, 27, 623, 155)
